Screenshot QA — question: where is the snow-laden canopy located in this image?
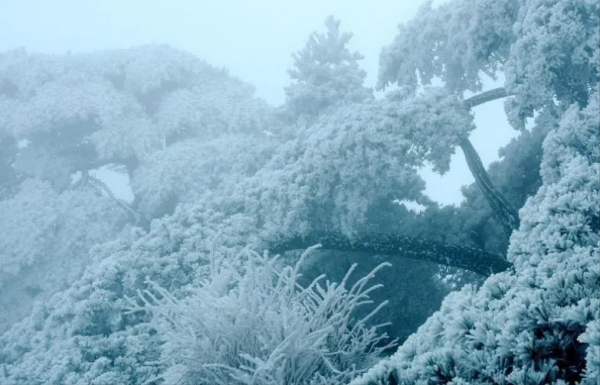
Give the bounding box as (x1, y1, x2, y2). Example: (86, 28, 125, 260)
(0, 0, 598, 383)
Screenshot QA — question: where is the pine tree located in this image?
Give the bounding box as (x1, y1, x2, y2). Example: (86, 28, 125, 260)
(284, 16, 372, 121)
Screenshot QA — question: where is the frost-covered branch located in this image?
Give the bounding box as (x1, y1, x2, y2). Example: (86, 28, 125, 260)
(464, 87, 511, 108)
(268, 232, 512, 276)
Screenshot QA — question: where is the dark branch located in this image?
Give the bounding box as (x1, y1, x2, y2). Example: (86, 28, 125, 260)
(459, 137, 520, 238)
(460, 86, 520, 238)
(268, 231, 512, 276)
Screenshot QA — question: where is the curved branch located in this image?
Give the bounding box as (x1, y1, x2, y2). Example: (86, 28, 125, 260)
(268, 232, 512, 276)
(460, 86, 520, 238)
(459, 137, 520, 237)
(464, 87, 512, 108)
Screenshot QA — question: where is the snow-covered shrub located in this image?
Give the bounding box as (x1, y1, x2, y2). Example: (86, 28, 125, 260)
(126, 245, 396, 385)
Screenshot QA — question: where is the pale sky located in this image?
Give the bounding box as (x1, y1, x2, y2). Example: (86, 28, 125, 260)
(0, 0, 518, 205)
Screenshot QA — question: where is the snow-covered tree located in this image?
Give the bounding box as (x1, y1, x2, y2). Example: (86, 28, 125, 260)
(506, 0, 599, 122)
(379, 0, 598, 124)
(284, 16, 373, 122)
(377, 0, 598, 239)
(351, 87, 599, 385)
(347, 0, 600, 381)
(0, 45, 277, 333)
(0, 45, 275, 199)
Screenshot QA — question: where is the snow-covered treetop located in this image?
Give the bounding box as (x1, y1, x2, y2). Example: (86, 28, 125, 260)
(378, 0, 517, 93)
(284, 16, 373, 119)
(0, 45, 274, 189)
(132, 79, 474, 234)
(505, 0, 599, 124)
(379, 0, 599, 127)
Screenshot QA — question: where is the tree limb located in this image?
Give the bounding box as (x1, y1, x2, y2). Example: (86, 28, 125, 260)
(268, 231, 512, 276)
(460, 87, 520, 238)
(459, 137, 520, 237)
(464, 87, 512, 108)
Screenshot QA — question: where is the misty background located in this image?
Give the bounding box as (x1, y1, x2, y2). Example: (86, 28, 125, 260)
(0, 0, 518, 205)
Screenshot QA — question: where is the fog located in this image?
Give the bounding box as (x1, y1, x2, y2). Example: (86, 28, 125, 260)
(2, 0, 597, 383)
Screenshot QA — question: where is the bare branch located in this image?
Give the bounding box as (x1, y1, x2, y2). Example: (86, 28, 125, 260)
(459, 137, 520, 237)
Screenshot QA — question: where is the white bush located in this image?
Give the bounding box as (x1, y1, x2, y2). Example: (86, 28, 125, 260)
(126, 244, 396, 385)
